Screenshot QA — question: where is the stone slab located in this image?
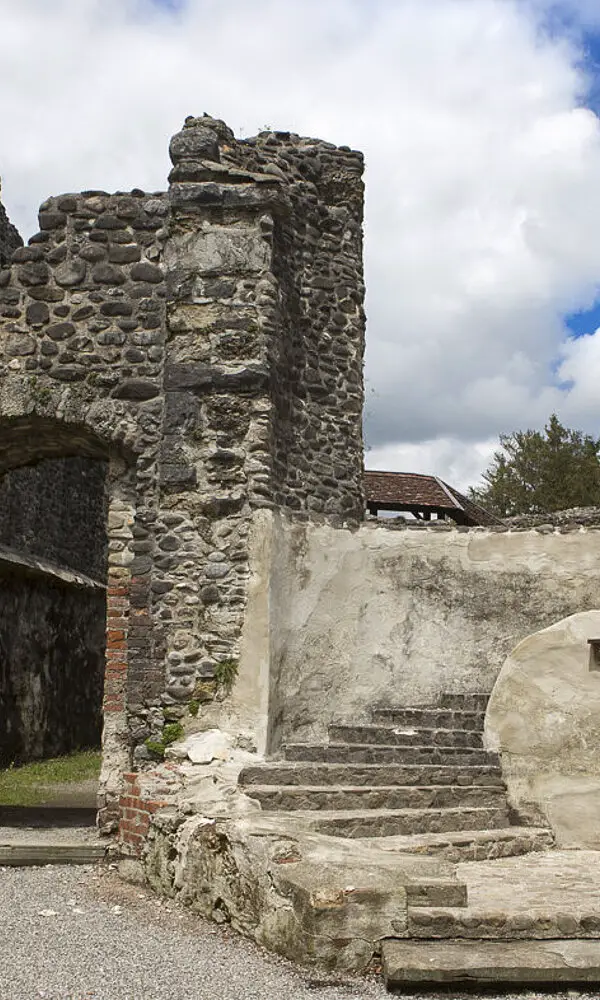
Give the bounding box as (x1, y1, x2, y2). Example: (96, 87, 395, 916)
(0, 843, 106, 865)
(329, 725, 482, 748)
(283, 805, 509, 838)
(383, 937, 600, 986)
(352, 825, 554, 862)
(239, 762, 504, 787)
(409, 849, 600, 938)
(245, 783, 505, 811)
(283, 743, 499, 765)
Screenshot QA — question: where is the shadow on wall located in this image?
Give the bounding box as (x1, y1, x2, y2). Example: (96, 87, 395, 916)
(484, 610, 600, 849)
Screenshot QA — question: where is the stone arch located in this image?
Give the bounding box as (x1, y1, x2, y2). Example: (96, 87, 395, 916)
(0, 406, 142, 830)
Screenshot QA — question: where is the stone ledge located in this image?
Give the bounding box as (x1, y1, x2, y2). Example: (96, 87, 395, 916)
(383, 937, 600, 987)
(0, 543, 105, 590)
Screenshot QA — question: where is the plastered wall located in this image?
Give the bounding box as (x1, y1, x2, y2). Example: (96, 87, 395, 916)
(263, 516, 600, 747)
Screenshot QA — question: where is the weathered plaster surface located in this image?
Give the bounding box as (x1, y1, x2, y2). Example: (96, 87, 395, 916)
(264, 516, 600, 747)
(485, 610, 600, 848)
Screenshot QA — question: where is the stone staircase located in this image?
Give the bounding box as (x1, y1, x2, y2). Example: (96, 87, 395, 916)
(382, 850, 600, 988)
(239, 693, 553, 860)
(239, 693, 600, 986)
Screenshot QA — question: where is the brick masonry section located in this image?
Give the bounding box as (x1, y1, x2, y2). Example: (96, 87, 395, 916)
(118, 772, 170, 857)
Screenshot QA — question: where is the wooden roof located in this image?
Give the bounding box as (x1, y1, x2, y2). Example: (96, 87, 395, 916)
(364, 470, 500, 526)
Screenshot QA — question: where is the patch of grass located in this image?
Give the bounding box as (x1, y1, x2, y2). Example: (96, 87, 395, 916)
(0, 750, 102, 806)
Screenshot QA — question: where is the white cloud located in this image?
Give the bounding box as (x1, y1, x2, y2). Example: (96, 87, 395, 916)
(2, 0, 600, 487)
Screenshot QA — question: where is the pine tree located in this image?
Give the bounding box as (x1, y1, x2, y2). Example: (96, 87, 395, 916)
(469, 414, 600, 517)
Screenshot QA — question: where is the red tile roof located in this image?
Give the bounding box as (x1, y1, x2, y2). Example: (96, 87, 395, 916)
(364, 470, 500, 526)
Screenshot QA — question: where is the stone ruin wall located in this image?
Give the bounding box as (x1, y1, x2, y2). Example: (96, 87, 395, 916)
(0, 191, 107, 765)
(0, 115, 366, 819)
(0, 456, 108, 576)
(0, 190, 22, 267)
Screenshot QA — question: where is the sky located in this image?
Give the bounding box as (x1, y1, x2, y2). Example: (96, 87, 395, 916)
(2, 0, 600, 490)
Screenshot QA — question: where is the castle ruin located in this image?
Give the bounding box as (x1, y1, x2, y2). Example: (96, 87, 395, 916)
(4, 117, 600, 986)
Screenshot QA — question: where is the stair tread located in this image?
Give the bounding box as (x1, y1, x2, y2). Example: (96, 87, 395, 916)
(356, 825, 551, 847)
(285, 743, 495, 751)
(331, 724, 482, 733)
(248, 761, 500, 770)
(245, 783, 505, 793)
(373, 707, 483, 715)
(382, 938, 600, 986)
(277, 806, 508, 819)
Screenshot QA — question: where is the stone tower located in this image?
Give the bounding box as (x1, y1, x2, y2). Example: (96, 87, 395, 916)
(0, 115, 366, 825)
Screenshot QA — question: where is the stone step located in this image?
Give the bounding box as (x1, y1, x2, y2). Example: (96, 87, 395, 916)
(239, 762, 504, 788)
(282, 743, 499, 766)
(282, 805, 510, 838)
(0, 842, 107, 866)
(371, 707, 484, 731)
(328, 725, 482, 749)
(365, 826, 554, 862)
(408, 904, 600, 939)
(439, 693, 490, 711)
(245, 783, 506, 812)
(382, 938, 600, 988)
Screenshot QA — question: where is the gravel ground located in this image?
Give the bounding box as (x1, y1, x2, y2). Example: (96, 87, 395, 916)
(0, 825, 101, 844)
(0, 863, 598, 1000)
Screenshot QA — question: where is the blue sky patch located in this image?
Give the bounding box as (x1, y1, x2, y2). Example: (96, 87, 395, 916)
(565, 301, 600, 337)
(148, 0, 186, 12)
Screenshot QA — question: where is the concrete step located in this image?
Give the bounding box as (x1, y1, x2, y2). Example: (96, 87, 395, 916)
(0, 805, 97, 827)
(382, 938, 600, 988)
(371, 707, 484, 731)
(0, 842, 107, 866)
(245, 783, 506, 812)
(282, 743, 500, 766)
(283, 805, 510, 838)
(364, 826, 554, 862)
(239, 762, 504, 788)
(439, 693, 489, 711)
(408, 904, 600, 939)
(328, 725, 482, 748)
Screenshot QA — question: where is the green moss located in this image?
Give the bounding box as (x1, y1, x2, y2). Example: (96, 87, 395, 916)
(193, 679, 217, 704)
(145, 722, 185, 760)
(163, 722, 184, 744)
(188, 699, 200, 717)
(27, 375, 52, 407)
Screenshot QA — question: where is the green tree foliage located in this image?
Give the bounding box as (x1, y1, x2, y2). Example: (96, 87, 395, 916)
(469, 414, 600, 517)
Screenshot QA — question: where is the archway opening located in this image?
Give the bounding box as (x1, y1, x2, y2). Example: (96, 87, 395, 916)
(0, 418, 110, 823)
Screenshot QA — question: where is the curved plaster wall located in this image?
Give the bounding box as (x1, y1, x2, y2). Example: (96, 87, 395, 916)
(485, 610, 600, 848)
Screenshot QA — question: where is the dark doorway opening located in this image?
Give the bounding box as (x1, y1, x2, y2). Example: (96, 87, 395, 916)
(0, 453, 108, 824)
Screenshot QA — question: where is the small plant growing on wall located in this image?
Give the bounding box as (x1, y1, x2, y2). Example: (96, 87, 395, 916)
(145, 722, 184, 760)
(214, 658, 238, 696)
